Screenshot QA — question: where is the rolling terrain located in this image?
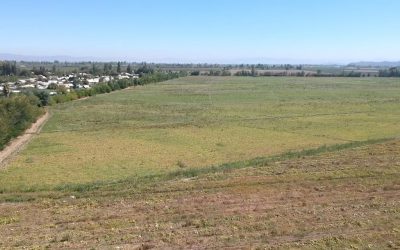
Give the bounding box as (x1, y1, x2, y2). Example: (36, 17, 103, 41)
(0, 76, 399, 248)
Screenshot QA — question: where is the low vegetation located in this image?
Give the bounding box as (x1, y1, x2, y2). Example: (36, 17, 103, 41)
(0, 95, 44, 149)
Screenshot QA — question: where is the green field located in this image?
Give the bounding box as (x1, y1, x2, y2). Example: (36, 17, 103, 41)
(1, 76, 400, 192)
(1, 76, 400, 248)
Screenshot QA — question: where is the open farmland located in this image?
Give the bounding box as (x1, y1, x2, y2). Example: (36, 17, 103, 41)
(1, 76, 400, 191)
(0, 76, 400, 248)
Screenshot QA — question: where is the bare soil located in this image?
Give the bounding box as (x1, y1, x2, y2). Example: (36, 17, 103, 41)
(0, 139, 399, 249)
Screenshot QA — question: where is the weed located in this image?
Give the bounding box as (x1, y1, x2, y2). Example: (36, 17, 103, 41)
(177, 160, 188, 168)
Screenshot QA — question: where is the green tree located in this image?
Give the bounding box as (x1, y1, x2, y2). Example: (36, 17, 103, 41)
(103, 63, 110, 74)
(0, 95, 43, 149)
(117, 62, 121, 73)
(33, 66, 47, 76)
(251, 65, 257, 77)
(91, 63, 98, 75)
(11, 61, 17, 75)
(0, 61, 18, 76)
(33, 90, 50, 106)
(127, 64, 132, 74)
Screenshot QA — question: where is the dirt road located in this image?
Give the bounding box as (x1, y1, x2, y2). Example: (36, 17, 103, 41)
(0, 110, 50, 168)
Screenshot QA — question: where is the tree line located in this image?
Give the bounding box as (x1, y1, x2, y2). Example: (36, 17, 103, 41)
(0, 61, 32, 78)
(194, 70, 374, 77)
(378, 67, 400, 77)
(47, 71, 187, 104)
(3, 60, 400, 78)
(0, 61, 150, 78)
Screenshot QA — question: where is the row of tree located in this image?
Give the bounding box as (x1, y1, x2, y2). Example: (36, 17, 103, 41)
(378, 67, 400, 77)
(215, 70, 369, 77)
(35, 71, 187, 105)
(1, 61, 140, 78)
(0, 61, 32, 77)
(0, 61, 17, 76)
(93, 62, 134, 75)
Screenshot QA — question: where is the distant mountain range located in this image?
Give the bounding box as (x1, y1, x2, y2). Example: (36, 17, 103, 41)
(1, 53, 400, 66)
(0, 53, 340, 64)
(348, 61, 400, 67)
(0, 53, 101, 62)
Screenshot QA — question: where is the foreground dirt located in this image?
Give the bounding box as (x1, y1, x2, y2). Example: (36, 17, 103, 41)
(0, 140, 399, 249)
(0, 110, 50, 168)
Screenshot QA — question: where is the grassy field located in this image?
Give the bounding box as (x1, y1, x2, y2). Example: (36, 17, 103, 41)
(0, 76, 400, 248)
(1, 76, 400, 192)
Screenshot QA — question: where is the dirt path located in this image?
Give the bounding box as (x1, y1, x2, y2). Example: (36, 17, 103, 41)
(0, 110, 50, 168)
(0, 92, 115, 169)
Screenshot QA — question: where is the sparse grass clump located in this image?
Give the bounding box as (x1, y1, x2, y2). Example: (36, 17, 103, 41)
(177, 160, 188, 168)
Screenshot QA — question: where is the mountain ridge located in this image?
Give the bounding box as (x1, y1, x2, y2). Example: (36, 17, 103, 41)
(348, 61, 400, 67)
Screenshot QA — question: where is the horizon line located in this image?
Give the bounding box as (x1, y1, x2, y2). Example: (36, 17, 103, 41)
(1, 52, 399, 65)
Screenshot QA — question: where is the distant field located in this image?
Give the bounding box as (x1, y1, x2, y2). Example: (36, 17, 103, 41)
(1, 76, 400, 191)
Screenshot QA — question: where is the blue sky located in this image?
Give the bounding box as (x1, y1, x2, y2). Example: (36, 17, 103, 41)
(1, 0, 399, 63)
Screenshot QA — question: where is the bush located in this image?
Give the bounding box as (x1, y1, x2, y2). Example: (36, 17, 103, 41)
(33, 90, 50, 106)
(0, 95, 44, 149)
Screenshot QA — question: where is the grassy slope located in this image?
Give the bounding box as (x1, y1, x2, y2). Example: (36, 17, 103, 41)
(1, 76, 400, 191)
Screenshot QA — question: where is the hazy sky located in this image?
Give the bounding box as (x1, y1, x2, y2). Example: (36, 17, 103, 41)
(1, 0, 400, 63)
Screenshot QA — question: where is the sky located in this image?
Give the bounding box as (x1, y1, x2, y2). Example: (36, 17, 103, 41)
(1, 0, 400, 64)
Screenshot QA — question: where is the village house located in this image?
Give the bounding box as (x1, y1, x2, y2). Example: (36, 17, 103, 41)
(1, 71, 138, 94)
